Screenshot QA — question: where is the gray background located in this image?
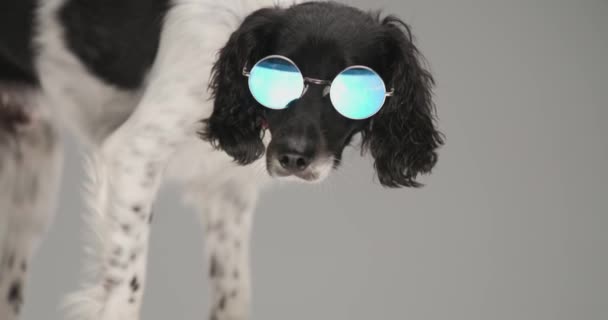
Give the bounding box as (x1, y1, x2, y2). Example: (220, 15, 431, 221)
(23, 0, 608, 319)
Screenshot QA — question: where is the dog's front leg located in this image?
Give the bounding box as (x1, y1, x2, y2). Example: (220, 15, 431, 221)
(188, 180, 260, 320)
(65, 4, 224, 319)
(66, 91, 203, 320)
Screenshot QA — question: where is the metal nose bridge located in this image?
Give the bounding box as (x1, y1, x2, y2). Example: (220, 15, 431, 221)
(301, 77, 332, 98)
(303, 77, 332, 86)
(299, 80, 329, 101)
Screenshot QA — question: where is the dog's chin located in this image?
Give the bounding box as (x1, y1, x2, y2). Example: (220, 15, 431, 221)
(267, 158, 334, 184)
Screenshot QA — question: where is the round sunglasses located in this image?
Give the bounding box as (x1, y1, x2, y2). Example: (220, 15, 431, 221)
(242, 55, 394, 120)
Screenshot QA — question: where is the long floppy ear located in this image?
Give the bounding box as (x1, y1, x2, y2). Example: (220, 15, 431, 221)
(200, 8, 283, 164)
(361, 16, 444, 187)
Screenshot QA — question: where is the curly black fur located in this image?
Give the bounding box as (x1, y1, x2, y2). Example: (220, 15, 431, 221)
(360, 16, 444, 187)
(200, 8, 284, 165)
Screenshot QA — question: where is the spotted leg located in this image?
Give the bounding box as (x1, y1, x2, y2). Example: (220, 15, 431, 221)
(0, 85, 62, 320)
(62, 4, 229, 320)
(63, 95, 196, 320)
(63, 83, 203, 319)
(186, 179, 259, 320)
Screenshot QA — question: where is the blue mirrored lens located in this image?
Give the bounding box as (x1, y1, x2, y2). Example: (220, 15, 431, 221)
(330, 67, 386, 120)
(248, 57, 304, 110)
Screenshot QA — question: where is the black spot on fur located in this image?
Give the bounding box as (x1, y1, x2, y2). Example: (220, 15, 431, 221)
(145, 163, 156, 179)
(7, 281, 23, 313)
(108, 258, 126, 270)
(130, 276, 140, 292)
(220, 188, 249, 213)
(209, 254, 223, 278)
(218, 295, 226, 310)
(131, 205, 149, 222)
(103, 277, 121, 291)
(207, 220, 225, 233)
(121, 224, 131, 234)
(58, 0, 170, 89)
(108, 258, 119, 267)
(217, 231, 228, 243)
(129, 297, 136, 304)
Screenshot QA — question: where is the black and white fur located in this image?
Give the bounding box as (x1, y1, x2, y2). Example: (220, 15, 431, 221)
(0, 0, 443, 319)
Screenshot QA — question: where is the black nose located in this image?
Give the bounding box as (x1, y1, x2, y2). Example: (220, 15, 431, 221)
(278, 152, 311, 172)
(270, 121, 319, 173)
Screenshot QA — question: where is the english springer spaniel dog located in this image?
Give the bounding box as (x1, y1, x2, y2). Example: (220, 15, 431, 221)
(0, 0, 443, 319)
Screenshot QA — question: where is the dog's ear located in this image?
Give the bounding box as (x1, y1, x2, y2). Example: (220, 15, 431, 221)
(201, 8, 283, 165)
(361, 16, 444, 187)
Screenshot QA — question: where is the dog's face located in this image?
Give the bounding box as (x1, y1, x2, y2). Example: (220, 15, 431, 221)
(203, 2, 443, 187)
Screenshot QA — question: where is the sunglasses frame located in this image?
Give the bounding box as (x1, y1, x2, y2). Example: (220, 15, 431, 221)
(242, 55, 395, 115)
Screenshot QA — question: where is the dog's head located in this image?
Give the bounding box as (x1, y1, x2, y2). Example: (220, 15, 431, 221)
(202, 2, 443, 187)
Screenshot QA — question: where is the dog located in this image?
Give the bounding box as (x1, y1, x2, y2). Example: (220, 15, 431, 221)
(0, 0, 443, 319)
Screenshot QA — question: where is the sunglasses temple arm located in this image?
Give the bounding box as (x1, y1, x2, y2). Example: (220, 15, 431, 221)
(386, 88, 395, 97)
